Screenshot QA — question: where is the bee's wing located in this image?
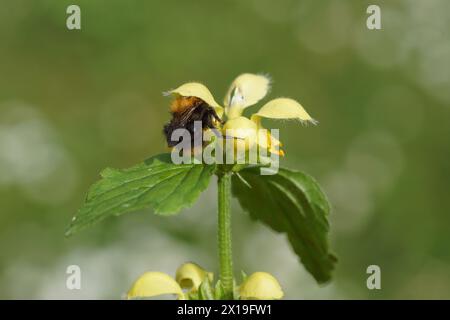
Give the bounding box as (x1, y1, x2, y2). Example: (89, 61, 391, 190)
(177, 104, 200, 126)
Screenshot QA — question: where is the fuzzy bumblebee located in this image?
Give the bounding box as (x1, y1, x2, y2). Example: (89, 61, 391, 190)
(163, 96, 222, 149)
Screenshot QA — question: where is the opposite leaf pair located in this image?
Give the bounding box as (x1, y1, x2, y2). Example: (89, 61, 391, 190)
(66, 154, 336, 284)
(67, 74, 337, 300)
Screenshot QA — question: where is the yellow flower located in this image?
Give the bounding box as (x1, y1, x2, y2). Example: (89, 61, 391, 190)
(127, 263, 285, 300)
(165, 73, 316, 156)
(224, 73, 271, 118)
(224, 74, 316, 156)
(239, 272, 284, 300)
(176, 262, 213, 292)
(127, 262, 210, 300)
(127, 271, 185, 300)
(222, 116, 258, 151)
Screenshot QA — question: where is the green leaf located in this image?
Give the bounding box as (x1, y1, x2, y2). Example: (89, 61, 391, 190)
(240, 270, 248, 282)
(214, 280, 224, 300)
(66, 153, 216, 236)
(186, 291, 200, 300)
(232, 167, 337, 283)
(198, 278, 214, 300)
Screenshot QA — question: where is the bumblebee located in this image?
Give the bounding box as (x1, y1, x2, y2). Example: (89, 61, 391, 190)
(163, 96, 222, 148)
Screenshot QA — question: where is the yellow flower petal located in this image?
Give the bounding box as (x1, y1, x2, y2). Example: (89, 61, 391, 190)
(224, 73, 271, 112)
(252, 98, 317, 124)
(222, 116, 258, 151)
(127, 272, 184, 300)
(175, 262, 213, 292)
(256, 128, 284, 156)
(239, 272, 284, 300)
(223, 116, 258, 135)
(167, 82, 224, 118)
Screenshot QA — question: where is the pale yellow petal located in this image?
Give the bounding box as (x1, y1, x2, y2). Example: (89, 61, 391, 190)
(256, 128, 284, 156)
(252, 98, 317, 124)
(224, 73, 271, 109)
(175, 263, 213, 292)
(250, 117, 284, 156)
(222, 117, 257, 138)
(239, 272, 284, 300)
(222, 116, 258, 152)
(167, 82, 223, 117)
(127, 272, 184, 300)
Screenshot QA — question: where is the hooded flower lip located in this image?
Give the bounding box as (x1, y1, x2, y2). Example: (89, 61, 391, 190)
(224, 73, 271, 114)
(165, 82, 224, 118)
(127, 271, 185, 300)
(175, 262, 213, 292)
(164, 73, 316, 156)
(239, 272, 284, 300)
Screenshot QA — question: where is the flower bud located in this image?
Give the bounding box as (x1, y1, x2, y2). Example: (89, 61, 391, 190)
(175, 262, 213, 292)
(239, 272, 284, 300)
(127, 272, 184, 300)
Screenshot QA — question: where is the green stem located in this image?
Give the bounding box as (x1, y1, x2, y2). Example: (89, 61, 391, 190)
(217, 172, 233, 299)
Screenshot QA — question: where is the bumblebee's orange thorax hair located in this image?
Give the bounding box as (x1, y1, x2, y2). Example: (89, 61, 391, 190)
(170, 96, 203, 113)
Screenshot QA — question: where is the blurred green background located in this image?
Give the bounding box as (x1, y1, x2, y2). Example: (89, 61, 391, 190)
(1, 0, 449, 299)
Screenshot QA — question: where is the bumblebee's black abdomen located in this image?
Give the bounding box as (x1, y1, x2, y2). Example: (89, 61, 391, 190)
(163, 102, 220, 148)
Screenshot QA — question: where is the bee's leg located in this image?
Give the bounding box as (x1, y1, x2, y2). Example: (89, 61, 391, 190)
(202, 105, 223, 125)
(195, 107, 211, 130)
(163, 122, 178, 147)
(212, 109, 224, 124)
(198, 106, 220, 129)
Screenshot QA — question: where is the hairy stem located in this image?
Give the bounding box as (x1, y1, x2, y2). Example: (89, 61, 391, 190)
(217, 172, 233, 299)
